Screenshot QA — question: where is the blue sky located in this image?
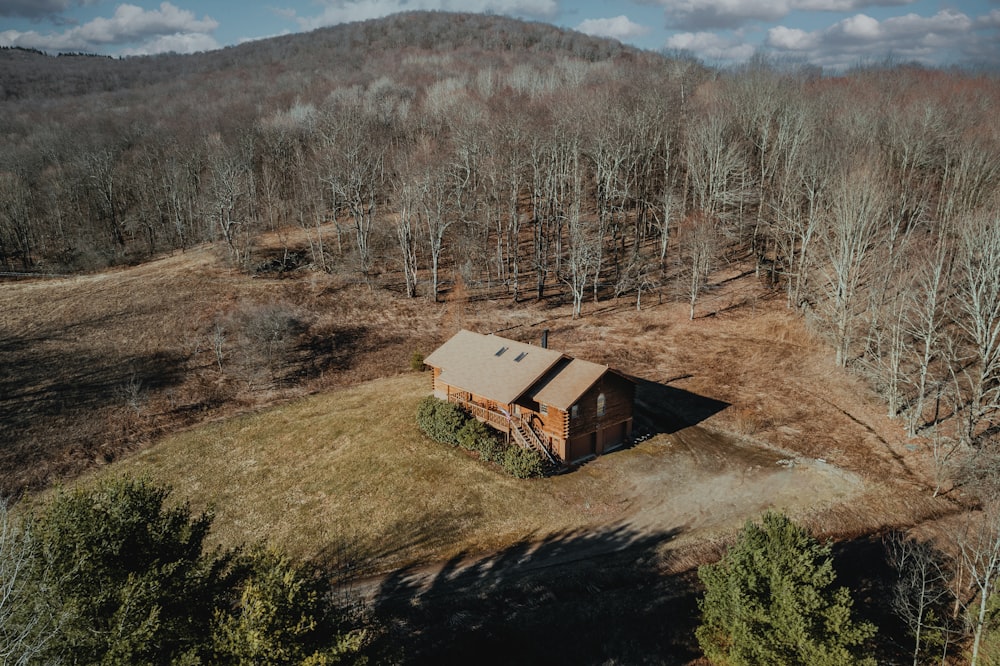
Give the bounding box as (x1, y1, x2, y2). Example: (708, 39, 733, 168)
(1, 0, 998, 70)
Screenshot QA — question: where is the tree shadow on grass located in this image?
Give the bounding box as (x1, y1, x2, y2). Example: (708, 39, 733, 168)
(633, 377, 730, 436)
(831, 534, 914, 665)
(291, 324, 370, 383)
(0, 339, 187, 495)
(366, 523, 700, 665)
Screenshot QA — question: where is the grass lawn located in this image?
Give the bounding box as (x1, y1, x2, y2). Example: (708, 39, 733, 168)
(104, 372, 614, 572)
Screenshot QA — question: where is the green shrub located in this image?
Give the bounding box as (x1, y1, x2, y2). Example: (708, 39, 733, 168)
(458, 418, 505, 462)
(416, 396, 467, 447)
(410, 351, 425, 372)
(417, 396, 545, 477)
(475, 435, 505, 464)
(212, 547, 368, 664)
(457, 418, 490, 450)
(501, 446, 545, 479)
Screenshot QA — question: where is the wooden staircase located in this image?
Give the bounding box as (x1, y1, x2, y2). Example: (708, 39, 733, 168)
(448, 395, 561, 471)
(511, 419, 559, 469)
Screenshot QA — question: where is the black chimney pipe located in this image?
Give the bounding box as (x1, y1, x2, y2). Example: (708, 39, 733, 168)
(541, 329, 549, 349)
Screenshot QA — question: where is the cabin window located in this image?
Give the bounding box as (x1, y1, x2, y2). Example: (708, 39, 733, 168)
(596, 393, 606, 417)
(539, 403, 548, 415)
(571, 404, 579, 419)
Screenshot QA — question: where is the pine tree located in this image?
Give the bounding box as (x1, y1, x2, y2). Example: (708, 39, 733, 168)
(696, 511, 876, 666)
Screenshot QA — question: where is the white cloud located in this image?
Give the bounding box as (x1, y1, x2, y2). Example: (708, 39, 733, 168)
(765, 25, 815, 50)
(576, 15, 652, 40)
(293, 0, 557, 31)
(0, 2, 218, 54)
(647, 0, 913, 30)
(665, 30, 756, 62)
(764, 8, 988, 69)
(120, 31, 218, 55)
(838, 13, 881, 39)
(978, 9, 1000, 28)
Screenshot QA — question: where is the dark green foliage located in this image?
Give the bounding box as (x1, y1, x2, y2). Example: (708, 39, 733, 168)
(474, 433, 506, 464)
(212, 548, 368, 665)
(696, 511, 876, 666)
(19, 475, 367, 665)
(409, 351, 425, 372)
(501, 446, 545, 479)
(457, 418, 504, 462)
(27, 474, 223, 664)
(417, 396, 541, 476)
(415, 396, 467, 447)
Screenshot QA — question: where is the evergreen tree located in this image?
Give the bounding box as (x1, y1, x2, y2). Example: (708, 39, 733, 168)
(26, 475, 228, 664)
(18, 475, 368, 665)
(211, 548, 368, 665)
(696, 511, 876, 666)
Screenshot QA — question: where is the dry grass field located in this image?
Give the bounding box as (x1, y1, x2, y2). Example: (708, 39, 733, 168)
(2, 237, 962, 582)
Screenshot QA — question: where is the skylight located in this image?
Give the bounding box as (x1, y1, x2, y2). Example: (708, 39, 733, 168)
(514, 352, 527, 362)
(495, 346, 508, 356)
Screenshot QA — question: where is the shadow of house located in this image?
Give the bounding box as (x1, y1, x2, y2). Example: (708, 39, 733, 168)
(366, 524, 700, 665)
(632, 377, 730, 436)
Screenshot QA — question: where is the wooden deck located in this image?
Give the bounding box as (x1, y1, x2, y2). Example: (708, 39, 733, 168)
(448, 395, 559, 465)
(451, 396, 512, 432)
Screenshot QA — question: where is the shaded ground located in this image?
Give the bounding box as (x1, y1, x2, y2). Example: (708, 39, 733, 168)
(363, 525, 701, 666)
(4, 241, 965, 662)
(0, 249, 440, 495)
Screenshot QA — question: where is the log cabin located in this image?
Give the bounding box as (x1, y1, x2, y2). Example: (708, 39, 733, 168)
(423, 329, 635, 464)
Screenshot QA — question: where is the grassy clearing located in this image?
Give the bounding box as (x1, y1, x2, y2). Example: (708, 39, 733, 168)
(103, 372, 610, 572)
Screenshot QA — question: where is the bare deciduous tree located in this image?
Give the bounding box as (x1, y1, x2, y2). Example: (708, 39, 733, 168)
(815, 160, 887, 367)
(0, 501, 63, 665)
(887, 532, 957, 665)
(953, 212, 1000, 444)
(680, 213, 717, 320)
(956, 505, 1000, 666)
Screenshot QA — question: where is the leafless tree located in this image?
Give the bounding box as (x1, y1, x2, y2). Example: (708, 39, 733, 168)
(0, 501, 64, 665)
(206, 138, 255, 268)
(956, 505, 1000, 666)
(887, 531, 957, 665)
(952, 212, 1000, 444)
(319, 98, 388, 287)
(680, 213, 717, 320)
(903, 233, 953, 436)
(683, 109, 751, 227)
(0, 171, 35, 271)
(560, 143, 597, 319)
(814, 159, 887, 367)
(394, 179, 421, 299)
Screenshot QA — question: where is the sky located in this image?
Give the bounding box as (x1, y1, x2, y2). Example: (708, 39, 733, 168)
(1, 0, 998, 71)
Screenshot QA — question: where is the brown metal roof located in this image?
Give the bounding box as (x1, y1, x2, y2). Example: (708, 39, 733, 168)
(529, 357, 609, 411)
(424, 329, 565, 405)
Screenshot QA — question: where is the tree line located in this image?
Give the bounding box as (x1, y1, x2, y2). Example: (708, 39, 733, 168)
(3, 15, 999, 450)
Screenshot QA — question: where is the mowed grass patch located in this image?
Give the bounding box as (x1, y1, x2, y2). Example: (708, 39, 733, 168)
(106, 373, 611, 572)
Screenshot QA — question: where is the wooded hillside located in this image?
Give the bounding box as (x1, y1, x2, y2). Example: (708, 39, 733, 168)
(2, 10, 999, 456)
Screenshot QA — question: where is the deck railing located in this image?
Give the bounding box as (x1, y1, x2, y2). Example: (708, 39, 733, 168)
(452, 397, 511, 432)
(449, 394, 559, 465)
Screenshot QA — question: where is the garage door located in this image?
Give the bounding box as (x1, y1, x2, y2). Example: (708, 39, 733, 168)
(600, 421, 628, 450)
(567, 432, 597, 461)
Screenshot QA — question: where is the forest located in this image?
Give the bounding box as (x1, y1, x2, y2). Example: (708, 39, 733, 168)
(2, 9, 1000, 663)
(2, 12, 998, 452)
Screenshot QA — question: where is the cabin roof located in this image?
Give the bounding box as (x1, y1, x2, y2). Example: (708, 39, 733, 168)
(424, 329, 565, 405)
(529, 357, 609, 411)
